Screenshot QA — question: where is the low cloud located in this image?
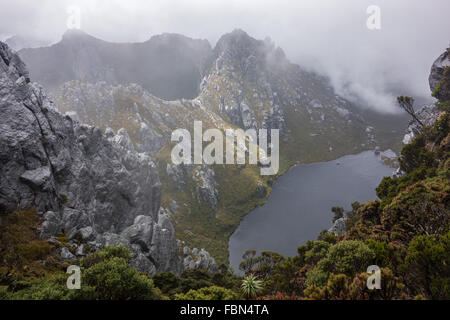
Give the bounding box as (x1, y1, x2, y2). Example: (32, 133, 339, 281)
(1, 0, 449, 113)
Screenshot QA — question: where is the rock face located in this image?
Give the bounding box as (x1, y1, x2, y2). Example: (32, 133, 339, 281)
(53, 81, 220, 156)
(429, 48, 449, 95)
(379, 149, 399, 169)
(328, 217, 347, 235)
(180, 244, 218, 274)
(193, 166, 219, 213)
(197, 29, 375, 140)
(166, 163, 193, 191)
(403, 49, 448, 146)
(0, 41, 183, 275)
(199, 30, 287, 132)
(53, 81, 170, 155)
(402, 104, 442, 145)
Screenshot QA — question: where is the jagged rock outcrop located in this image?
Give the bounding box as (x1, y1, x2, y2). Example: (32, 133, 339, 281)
(198, 29, 376, 140)
(379, 149, 399, 169)
(402, 104, 442, 144)
(166, 163, 218, 213)
(193, 166, 218, 213)
(328, 217, 347, 235)
(0, 41, 184, 275)
(166, 163, 194, 191)
(199, 30, 287, 132)
(53, 81, 223, 156)
(54, 81, 168, 154)
(403, 49, 448, 146)
(180, 244, 218, 274)
(429, 48, 449, 96)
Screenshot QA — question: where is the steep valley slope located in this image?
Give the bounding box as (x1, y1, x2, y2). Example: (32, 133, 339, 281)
(23, 29, 407, 265)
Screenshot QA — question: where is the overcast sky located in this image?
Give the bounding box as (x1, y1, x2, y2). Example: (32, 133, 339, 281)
(1, 0, 449, 113)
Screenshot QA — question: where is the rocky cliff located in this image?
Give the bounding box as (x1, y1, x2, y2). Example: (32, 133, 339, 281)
(0, 41, 194, 275)
(429, 48, 450, 96)
(403, 48, 449, 145)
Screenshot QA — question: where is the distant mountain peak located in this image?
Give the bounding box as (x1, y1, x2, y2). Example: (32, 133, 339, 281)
(62, 28, 87, 38)
(227, 28, 251, 38)
(4, 34, 51, 51)
(214, 29, 286, 63)
(61, 29, 101, 43)
(20, 29, 214, 99)
(215, 29, 256, 52)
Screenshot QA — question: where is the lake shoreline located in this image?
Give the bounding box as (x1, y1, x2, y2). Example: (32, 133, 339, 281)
(228, 150, 393, 273)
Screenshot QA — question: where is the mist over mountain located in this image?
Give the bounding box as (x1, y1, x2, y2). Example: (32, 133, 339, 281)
(19, 29, 213, 100)
(17, 28, 426, 120)
(2, 0, 449, 114)
(4, 35, 52, 51)
(0, 0, 449, 302)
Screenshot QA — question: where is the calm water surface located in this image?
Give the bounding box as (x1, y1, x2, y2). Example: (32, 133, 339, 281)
(229, 151, 393, 272)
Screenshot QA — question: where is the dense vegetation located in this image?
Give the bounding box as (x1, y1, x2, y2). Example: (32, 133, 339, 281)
(1, 102, 447, 300)
(232, 76, 450, 300)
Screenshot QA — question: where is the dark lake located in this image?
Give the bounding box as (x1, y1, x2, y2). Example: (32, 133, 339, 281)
(229, 151, 393, 273)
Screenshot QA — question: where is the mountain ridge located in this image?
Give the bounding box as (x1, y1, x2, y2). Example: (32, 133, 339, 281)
(48, 29, 407, 264)
(19, 29, 213, 100)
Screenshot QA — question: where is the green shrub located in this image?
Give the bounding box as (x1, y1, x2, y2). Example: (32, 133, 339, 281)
(81, 245, 131, 268)
(399, 136, 437, 174)
(174, 285, 240, 300)
(0, 208, 64, 282)
(403, 231, 450, 299)
(0, 286, 9, 300)
(297, 241, 331, 266)
(83, 256, 159, 300)
(152, 272, 180, 294)
(304, 267, 329, 288)
(366, 240, 399, 269)
(179, 269, 214, 293)
(3, 246, 161, 300)
(318, 240, 375, 277)
(317, 230, 337, 244)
